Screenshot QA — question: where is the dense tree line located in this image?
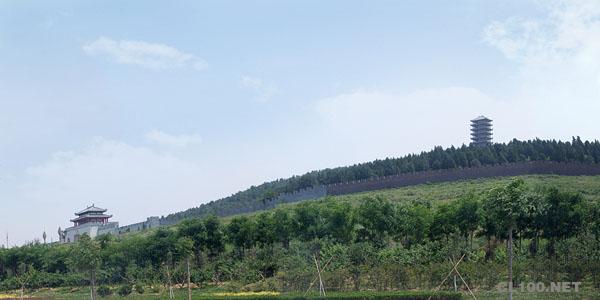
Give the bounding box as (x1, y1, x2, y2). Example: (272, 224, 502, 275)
(2, 180, 600, 294)
(164, 138, 600, 223)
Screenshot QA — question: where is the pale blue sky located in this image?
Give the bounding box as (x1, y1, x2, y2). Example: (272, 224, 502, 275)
(1, 0, 599, 244)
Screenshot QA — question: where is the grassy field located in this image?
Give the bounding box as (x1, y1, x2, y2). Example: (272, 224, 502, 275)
(3, 289, 465, 300)
(7, 287, 600, 300)
(307, 175, 600, 209)
(323, 175, 600, 205)
(474, 290, 600, 299)
(221, 174, 600, 223)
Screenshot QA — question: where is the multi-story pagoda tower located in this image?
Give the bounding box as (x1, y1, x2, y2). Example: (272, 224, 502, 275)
(470, 116, 493, 147)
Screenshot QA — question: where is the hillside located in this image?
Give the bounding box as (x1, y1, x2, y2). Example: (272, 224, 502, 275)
(5, 173, 600, 297)
(220, 174, 600, 222)
(321, 174, 600, 206)
(162, 138, 600, 223)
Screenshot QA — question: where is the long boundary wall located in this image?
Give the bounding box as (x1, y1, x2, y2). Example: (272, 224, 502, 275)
(158, 161, 600, 228)
(326, 161, 600, 196)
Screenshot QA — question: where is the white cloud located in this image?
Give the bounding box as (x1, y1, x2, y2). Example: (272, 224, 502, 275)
(145, 130, 202, 147)
(83, 37, 207, 70)
(6, 133, 302, 244)
(483, 1, 600, 67)
(482, 0, 600, 141)
(14, 137, 227, 242)
(240, 75, 279, 102)
(315, 87, 523, 155)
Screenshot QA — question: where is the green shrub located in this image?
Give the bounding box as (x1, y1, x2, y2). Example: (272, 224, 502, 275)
(117, 284, 132, 297)
(97, 286, 112, 297)
(242, 278, 281, 292)
(134, 283, 145, 294)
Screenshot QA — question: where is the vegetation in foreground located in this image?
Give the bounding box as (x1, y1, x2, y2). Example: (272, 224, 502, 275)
(2, 175, 600, 299)
(2, 289, 464, 300)
(5, 288, 600, 300)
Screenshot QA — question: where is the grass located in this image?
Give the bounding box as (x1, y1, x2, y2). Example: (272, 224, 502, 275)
(14, 287, 600, 299)
(302, 175, 600, 207)
(11, 288, 464, 300)
(474, 290, 600, 299)
(220, 175, 600, 224)
(165, 175, 600, 227)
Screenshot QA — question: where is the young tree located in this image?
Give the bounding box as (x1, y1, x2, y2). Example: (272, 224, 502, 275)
(355, 197, 395, 247)
(226, 216, 255, 255)
(272, 209, 293, 248)
(177, 237, 194, 300)
(395, 202, 432, 247)
(11, 263, 35, 300)
(203, 216, 224, 259)
(542, 188, 583, 255)
(123, 262, 141, 286)
(254, 212, 276, 247)
(455, 194, 482, 248)
(429, 203, 457, 242)
(69, 234, 101, 300)
(517, 192, 547, 256)
(293, 203, 324, 241)
(323, 202, 355, 244)
(146, 228, 178, 267)
(161, 251, 175, 299)
(178, 219, 207, 266)
(486, 179, 528, 300)
(347, 242, 375, 291)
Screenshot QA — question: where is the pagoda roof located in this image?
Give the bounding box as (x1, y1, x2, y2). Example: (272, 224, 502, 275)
(75, 205, 107, 216)
(470, 123, 492, 127)
(71, 214, 112, 223)
(471, 115, 492, 122)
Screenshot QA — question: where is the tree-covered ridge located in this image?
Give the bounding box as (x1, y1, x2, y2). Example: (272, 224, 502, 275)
(2, 178, 600, 296)
(164, 138, 600, 222)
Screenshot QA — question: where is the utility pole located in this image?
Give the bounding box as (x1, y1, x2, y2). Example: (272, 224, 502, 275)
(5, 232, 8, 248)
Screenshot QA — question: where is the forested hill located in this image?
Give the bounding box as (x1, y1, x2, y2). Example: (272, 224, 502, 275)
(162, 137, 600, 223)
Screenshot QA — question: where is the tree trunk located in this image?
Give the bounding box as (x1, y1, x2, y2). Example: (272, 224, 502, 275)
(283, 239, 290, 249)
(90, 269, 97, 300)
(166, 264, 174, 299)
(508, 229, 513, 300)
(469, 232, 473, 249)
(195, 250, 204, 269)
(20, 286, 23, 300)
(453, 275, 457, 292)
(187, 256, 192, 300)
(352, 273, 360, 291)
(486, 236, 492, 260)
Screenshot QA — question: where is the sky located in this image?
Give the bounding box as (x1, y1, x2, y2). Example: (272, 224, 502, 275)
(1, 0, 600, 245)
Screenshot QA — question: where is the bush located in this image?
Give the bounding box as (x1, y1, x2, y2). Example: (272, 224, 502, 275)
(117, 284, 132, 297)
(150, 285, 161, 293)
(134, 283, 145, 294)
(241, 278, 281, 292)
(97, 286, 112, 297)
